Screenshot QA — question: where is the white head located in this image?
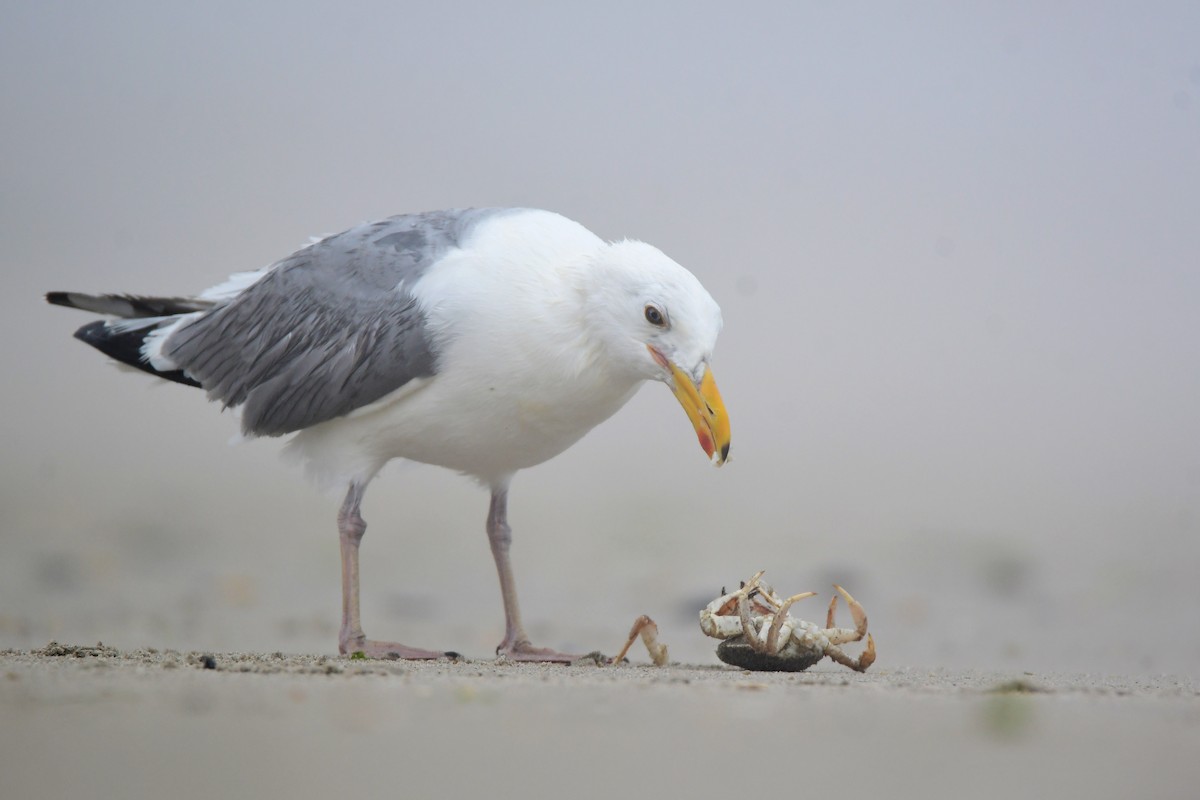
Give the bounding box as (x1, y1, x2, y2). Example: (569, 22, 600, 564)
(584, 240, 730, 465)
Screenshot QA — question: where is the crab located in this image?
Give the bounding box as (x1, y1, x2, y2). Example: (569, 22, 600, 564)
(699, 570, 876, 672)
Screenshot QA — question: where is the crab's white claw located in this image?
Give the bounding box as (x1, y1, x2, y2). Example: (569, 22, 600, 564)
(700, 571, 768, 640)
(699, 595, 746, 639)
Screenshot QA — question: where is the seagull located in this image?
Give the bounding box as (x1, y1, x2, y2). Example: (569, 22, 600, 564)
(47, 208, 730, 662)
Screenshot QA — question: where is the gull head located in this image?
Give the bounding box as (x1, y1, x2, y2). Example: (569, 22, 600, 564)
(584, 240, 730, 466)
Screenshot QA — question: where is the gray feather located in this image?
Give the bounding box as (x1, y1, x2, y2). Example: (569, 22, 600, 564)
(163, 208, 512, 436)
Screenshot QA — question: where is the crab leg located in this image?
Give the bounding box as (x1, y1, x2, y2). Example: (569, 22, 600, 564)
(741, 570, 766, 597)
(736, 589, 770, 652)
(610, 615, 669, 666)
(764, 591, 816, 652)
(733, 570, 778, 650)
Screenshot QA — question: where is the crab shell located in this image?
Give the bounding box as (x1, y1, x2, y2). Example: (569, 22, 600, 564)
(716, 636, 826, 672)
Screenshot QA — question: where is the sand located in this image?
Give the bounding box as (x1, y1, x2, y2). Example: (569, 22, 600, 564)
(2, 643, 1197, 800)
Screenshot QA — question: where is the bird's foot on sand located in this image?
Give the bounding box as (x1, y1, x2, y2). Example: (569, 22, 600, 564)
(495, 638, 582, 664)
(340, 637, 458, 661)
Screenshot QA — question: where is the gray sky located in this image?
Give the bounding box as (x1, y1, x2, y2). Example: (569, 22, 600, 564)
(2, 2, 1197, 670)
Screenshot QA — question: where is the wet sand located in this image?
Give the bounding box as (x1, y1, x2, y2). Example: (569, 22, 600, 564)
(2, 644, 1197, 800)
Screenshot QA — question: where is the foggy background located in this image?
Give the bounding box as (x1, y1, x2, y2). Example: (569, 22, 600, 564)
(2, 2, 1197, 674)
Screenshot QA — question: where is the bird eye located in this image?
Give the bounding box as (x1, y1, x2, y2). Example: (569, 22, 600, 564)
(644, 304, 667, 327)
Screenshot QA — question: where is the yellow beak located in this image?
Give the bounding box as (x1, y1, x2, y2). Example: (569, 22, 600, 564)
(663, 356, 730, 467)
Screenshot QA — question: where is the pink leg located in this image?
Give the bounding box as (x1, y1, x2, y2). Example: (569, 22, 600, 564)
(486, 488, 580, 662)
(337, 483, 449, 660)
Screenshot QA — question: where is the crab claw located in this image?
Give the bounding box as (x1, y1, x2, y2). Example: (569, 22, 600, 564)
(860, 633, 877, 670)
(832, 584, 869, 638)
(825, 632, 876, 672)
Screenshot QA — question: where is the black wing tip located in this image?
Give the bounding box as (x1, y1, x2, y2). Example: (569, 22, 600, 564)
(72, 319, 109, 344)
(70, 319, 203, 389)
(46, 291, 75, 308)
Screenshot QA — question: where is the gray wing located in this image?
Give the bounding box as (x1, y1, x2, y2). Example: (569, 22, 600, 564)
(163, 208, 513, 436)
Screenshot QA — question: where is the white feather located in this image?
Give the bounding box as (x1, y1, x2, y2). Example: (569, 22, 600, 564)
(197, 268, 273, 302)
(141, 312, 202, 370)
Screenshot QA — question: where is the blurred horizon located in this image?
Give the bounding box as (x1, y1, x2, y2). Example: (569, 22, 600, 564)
(2, 2, 1197, 674)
